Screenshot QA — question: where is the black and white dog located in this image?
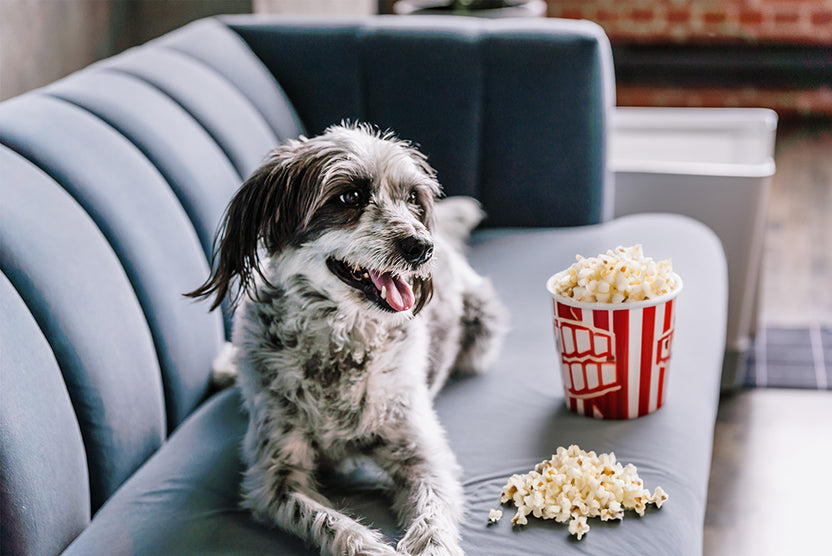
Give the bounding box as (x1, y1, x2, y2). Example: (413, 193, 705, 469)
(188, 123, 506, 555)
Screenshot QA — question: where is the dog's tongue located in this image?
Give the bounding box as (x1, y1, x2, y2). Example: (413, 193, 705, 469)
(369, 270, 415, 312)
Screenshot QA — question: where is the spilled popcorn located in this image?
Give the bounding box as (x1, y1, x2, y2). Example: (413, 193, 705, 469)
(498, 445, 668, 540)
(549, 245, 680, 303)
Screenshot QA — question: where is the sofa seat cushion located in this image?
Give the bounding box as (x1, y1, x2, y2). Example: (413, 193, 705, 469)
(447, 213, 726, 555)
(64, 214, 726, 555)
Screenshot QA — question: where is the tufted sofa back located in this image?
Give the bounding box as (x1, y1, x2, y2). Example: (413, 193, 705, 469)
(0, 19, 302, 553)
(226, 15, 615, 227)
(0, 15, 613, 555)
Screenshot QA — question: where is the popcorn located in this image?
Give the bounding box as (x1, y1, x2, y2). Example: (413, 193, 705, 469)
(652, 486, 669, 509)
(568, 516, 590, 540)
(488, 509, 503, 524)
(549, 245, 680, 304)
(498, 445, 668, 540)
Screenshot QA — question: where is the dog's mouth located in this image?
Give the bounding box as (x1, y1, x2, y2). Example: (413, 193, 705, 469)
(326, 257, 416, 313)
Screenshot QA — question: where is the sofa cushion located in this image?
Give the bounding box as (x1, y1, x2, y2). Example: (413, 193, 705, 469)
(63, 214, 726, 555)
(95, 47, 281, 179)
(359, 17, 484, 200)
(0, 96, 224, 433)
(0, 147, 165, 511)
(226, 18, 365, 141)
(225, 16, 614, 228)
(0, 271, 90, 556)
(154, 18, 305, 143)
(476, 18, 615, 227)
(448, 213, 725, 554)
(42, 68, 241, 259)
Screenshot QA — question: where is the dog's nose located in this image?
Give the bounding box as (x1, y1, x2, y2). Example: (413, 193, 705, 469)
(399, 236, 434, 265)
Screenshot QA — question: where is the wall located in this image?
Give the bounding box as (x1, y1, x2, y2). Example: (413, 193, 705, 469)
(0, 0, 251, 102)
(1, 0, 114, 101)
(255, 0, 375, 15)
(0, 0, 381, 103)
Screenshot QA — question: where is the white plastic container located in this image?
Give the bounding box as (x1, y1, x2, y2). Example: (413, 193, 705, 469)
(610, 107, 777, 385)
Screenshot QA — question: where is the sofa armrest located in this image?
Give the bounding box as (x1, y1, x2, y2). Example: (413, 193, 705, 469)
(222, 15, 615, 228)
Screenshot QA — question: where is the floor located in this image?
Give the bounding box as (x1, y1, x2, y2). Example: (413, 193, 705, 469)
(703, 119, 832, 556)
(759, 119, 832, 327)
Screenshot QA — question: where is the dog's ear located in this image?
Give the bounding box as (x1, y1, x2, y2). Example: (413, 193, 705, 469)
(185, 151, 307, 310)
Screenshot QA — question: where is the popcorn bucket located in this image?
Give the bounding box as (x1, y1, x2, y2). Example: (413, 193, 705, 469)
(546, 274, 682, 419)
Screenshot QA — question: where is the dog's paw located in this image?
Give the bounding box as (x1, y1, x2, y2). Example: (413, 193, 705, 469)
(396, 537, 464, 556)
(396, 521, 463, 556)
(338, 536, 397, 556)
(333, 524, 397, 556)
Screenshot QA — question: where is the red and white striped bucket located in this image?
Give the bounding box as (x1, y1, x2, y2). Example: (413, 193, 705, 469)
(546, 276, 682, 419)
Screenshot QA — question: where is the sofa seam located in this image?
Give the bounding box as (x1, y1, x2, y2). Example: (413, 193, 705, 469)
(160, 38, 306, 141)
(96, 65, 247, 182)
(16, 91, 209, 433)
(40, 86, 219, 263)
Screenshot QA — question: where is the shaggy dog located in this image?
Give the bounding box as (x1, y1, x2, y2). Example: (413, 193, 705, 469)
(187, 123, 506, 555)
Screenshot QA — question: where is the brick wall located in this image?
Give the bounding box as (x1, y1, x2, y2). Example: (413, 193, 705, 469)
(547, 0, 832, 45)
(546, 0, 832, 115)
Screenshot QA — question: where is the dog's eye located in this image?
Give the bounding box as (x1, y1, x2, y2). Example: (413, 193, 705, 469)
(339, 190, 363, 207)
(408, 190, 419, 204)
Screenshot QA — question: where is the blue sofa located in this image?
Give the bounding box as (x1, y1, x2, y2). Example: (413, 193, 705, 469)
(0, 15, 727, 555)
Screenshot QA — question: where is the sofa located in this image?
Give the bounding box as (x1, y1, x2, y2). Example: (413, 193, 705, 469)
(0, 15, 727, 556)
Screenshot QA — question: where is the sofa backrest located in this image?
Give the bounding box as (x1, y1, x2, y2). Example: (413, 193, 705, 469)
(225, 15, 615, 227)
(0, 19, 302, 553)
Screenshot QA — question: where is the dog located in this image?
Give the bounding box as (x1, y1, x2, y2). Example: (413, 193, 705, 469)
(187, 123, 506, 555)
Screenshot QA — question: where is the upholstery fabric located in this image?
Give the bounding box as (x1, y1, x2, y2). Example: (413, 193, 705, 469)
(0, 146, 165, 512)
(64, 215, 726, 555)
(227, 18, 365, 138)
(96, 47, 280, 179)
(359, 18, 484, 199)
(226, 15, 615, 226)
(0, 271, 90, 556)
(0, 95, 224, 433)
(153, 18, 305, 143)
(42, 68, 241, 260)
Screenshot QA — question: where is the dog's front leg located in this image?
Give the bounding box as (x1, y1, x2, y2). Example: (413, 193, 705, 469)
(242, 431, 396, 556)
(377, 410, 465, 556)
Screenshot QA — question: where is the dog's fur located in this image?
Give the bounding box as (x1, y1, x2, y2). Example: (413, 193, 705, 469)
(187, 123, 506, 555)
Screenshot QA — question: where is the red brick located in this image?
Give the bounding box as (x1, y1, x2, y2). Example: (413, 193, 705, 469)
(667, 9, 691, 24)
(595, 9, 619, 23)
(774, 11, 801, 24)
(739, 10, 764, 25)
(631, 8, 654, 23)
(811, 10, 832, 25)
(704, 11, 728, 25)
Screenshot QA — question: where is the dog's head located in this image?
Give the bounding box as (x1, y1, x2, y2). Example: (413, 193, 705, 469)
(187, 123, 441, 316)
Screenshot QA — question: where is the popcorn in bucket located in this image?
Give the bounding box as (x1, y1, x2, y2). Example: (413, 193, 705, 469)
(546, 246, 682, 419)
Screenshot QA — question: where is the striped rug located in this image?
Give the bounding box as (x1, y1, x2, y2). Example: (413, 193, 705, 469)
(743, 326, 832, 389)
